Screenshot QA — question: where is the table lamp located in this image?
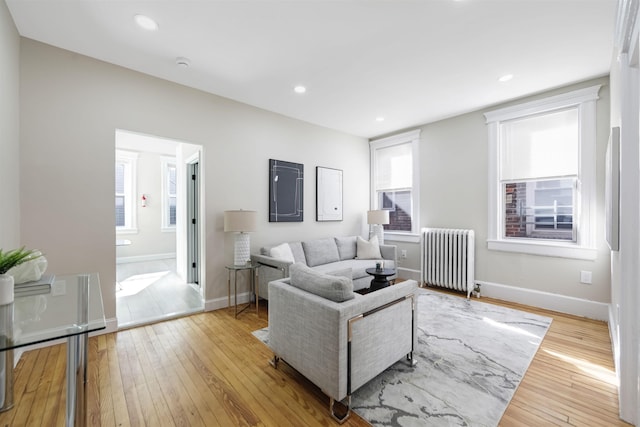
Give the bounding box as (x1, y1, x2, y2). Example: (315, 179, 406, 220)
(367, 209, 389, 244)
(224, 210, 257, 266)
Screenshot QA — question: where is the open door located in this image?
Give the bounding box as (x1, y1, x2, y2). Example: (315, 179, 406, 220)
(187, 159, 200, 285)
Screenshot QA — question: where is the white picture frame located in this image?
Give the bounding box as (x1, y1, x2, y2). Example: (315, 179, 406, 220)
(316, 167, 343, 221)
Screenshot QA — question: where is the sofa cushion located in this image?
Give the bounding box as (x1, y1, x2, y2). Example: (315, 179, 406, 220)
(356, 236, 382, 259)
(334, 236, 357, 260)
(302, 238, 340, 267)
(327, 267, 353, 280)
(269, 243, 295, 263)
(289, 242, 307, 265)
(289, 263, 355, 302)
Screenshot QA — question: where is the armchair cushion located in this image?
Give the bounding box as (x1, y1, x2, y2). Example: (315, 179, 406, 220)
(356, 235, 382, 259)
(290, 263, 355, 302)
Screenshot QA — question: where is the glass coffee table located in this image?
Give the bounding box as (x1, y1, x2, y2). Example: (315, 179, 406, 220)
(365, 267, 396, 291)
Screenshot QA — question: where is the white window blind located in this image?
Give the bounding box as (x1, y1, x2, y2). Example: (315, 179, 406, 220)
(375, 142, 412, 190)
(500, 108, 579, 181)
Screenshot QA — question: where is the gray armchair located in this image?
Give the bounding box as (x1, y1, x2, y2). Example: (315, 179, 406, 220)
(268, 277, 418, 422)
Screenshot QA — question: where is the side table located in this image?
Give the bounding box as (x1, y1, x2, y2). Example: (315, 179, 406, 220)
(226, 264, 260, 317)
(365, 267, 396, 292)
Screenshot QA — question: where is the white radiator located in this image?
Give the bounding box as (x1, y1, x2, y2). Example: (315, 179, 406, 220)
(421, 228, 476, 298)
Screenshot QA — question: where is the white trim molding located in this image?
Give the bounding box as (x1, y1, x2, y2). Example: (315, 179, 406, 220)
(476, 280, 609, 321)
(484, 85, 601, 260)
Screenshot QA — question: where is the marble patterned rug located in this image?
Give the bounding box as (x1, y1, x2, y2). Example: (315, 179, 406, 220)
(253, 288, 552, 427)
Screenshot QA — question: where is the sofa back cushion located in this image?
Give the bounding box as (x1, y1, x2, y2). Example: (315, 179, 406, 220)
(289, 263, 355, 302)
(302, 238, 340, 267)
(334, 236, 357, 260)
(288, 242, 307, 265)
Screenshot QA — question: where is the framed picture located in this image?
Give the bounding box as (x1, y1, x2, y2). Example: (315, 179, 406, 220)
(269, 159, 304, 222)
(316, 167, 343, 221)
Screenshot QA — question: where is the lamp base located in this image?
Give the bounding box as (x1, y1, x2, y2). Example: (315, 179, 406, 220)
(370, 224, 385, 245)
(234, 233, 251, 266)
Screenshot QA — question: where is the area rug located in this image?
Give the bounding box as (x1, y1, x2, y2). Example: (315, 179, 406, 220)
(252, 288, 552, 426)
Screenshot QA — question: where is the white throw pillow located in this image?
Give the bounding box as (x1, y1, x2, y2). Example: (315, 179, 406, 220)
(356, 235, 382, 259)
(270, 243, 295, 263)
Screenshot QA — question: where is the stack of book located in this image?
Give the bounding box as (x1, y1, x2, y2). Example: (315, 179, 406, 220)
(14, 274, 54, 297)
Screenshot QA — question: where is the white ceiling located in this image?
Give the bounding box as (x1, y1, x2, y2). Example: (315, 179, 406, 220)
(6, 0, 617, 139)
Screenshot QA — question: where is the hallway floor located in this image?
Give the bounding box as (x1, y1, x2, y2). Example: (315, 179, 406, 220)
(116, 258, 203, 329)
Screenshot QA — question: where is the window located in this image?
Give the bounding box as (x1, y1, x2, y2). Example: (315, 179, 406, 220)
(370, 129, 420, 241)
(115, 150, 138, 233)
(484, 85, 600, 259)
(161, 157, 177, 231)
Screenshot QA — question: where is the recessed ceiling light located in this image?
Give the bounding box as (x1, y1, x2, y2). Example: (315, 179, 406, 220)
(498, 74, 514, 83)
(376, 117, 385, 122)
(294, 85, 306, 94)
(134, 14, 158, 31)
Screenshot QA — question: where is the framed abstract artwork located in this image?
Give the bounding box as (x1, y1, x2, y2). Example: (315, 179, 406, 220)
(316, 166, 343, 221)
(269, 159, 304, 222)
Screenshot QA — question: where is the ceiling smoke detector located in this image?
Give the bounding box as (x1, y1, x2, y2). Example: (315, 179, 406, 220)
(176, 57, 191, 68)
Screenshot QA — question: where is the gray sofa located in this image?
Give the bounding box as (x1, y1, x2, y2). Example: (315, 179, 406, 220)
(250, 236, 397, 299)
(268, 270, 418, 422)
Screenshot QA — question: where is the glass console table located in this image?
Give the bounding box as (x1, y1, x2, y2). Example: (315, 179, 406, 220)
(0, 273, 106, 427)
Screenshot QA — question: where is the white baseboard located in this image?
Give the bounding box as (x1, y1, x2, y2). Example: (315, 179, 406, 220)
(116, 253, 176, 264)
(14, 317, 118, 364)
(476, 280, 610, 321)
(205, 291, 252, 312)
(398, 267, 420, 282)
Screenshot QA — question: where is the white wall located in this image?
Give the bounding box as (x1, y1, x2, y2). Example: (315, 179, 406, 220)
(0, 2, 20, 248)
(389, 77, 611, 310)
(19, 39, 369, 321)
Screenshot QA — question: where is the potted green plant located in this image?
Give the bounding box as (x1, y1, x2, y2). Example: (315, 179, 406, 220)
(0, 247, 42, 305)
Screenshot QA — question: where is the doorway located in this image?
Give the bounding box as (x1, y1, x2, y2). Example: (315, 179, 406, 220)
(115, 129, 204, 329)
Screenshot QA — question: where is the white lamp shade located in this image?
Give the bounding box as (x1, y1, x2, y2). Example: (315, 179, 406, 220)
(224, 210, 257, 232)
(367, 209, 390, 225)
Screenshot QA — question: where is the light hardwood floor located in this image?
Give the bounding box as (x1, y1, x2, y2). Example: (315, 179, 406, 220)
(0, 290, 632, 426)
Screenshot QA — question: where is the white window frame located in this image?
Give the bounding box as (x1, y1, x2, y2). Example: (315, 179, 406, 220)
(484, 85, 600, 260)
(115, 150, 138, 234)
(161, 156, 177, 232)
(370, 129, 421, 243)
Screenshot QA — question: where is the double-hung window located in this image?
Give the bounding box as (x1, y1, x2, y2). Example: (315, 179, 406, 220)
(370, 129, 421, 241)
(161, 157, 177, 231)
(115, 150, 138, 233)
(484, 85, 600, 260)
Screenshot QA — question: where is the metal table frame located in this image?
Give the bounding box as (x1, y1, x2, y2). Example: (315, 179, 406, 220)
(226, 264, 259, 317)
(0, 273, 106, 427)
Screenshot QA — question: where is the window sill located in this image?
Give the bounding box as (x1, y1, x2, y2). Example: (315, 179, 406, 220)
(487, 239, 597, 260)
(161, 227, 176, 233)
(116, 228, 138, 235)
(384, 232, 420, 244)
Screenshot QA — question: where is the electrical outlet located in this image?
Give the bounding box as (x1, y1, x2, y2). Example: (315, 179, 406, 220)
(401, 250, 408, 259)
(580, 270, 592, 284)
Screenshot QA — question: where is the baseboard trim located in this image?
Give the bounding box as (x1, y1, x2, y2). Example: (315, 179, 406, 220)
(398, 267, 420, 282)
(14, 317, 118, 364)
(205, 292, 252, 312)
(476, 280, 610, 321)
(116, 253, 176, 264)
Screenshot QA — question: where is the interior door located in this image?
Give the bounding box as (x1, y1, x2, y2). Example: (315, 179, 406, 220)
(187, 160, 200, 285)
